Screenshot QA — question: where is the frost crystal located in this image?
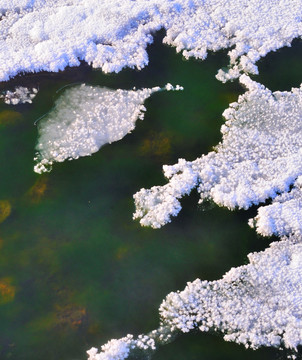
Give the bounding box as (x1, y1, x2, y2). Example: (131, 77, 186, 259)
(0, 87, 38, 105)
(34, 83, 182, 174)
(1, 0, 302, 81)
(134, 76, 302, 228)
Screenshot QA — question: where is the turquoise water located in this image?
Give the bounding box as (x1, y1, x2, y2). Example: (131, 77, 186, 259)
(0, 32, 296, 360)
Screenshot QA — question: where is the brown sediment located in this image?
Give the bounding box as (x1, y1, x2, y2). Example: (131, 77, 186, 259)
(0, 110, 22, 126)
(139, 131, 171, 157)
(0, 277, 16, 304)
(0, 200, 11, 223)
(54, 303, 87, 329)
(25, 176, 49, 203)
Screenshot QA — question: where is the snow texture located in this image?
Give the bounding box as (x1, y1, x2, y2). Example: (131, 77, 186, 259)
(250, 176, 302, 237)
(134, 75, 302, 228)
(0, 0, 38, 14)
(0, 86, 38, 105)
(34, 83, 182, 174)
(1, 0, 302, 82)
(88, 239, 302, 358)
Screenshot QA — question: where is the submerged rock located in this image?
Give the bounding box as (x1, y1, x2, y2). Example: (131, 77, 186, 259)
(0, 87, 38, 105)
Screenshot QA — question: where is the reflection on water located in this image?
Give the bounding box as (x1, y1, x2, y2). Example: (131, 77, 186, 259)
(0, 32, 296, 360)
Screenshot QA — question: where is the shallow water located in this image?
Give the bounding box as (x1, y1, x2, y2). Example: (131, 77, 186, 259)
(0, 32, 299, 360)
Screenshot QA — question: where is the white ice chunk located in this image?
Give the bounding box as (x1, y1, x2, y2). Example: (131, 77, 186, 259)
(34, 83, 183, 173)
(0, 86, 38, 105)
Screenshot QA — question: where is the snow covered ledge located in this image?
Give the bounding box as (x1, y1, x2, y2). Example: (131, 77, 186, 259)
(1, 0, 302, 82)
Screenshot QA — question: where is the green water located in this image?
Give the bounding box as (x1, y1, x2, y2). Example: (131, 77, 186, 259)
(0, 32, 298, 360)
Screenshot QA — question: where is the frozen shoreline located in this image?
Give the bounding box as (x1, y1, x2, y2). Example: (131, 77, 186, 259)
(1, 0, 302, 82)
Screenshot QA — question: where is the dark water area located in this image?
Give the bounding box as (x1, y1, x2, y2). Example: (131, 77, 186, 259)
(255, 38, 302, 92)
(0, 31, 297, 360)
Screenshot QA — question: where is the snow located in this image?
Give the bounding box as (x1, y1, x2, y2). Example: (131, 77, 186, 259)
(1, 0, 302, 82)
(0, 86, 38, 105)
(34, 83, 182, 173)
(250, 176, 302, 237)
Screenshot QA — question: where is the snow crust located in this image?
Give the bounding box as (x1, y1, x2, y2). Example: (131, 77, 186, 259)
(134, 76, 302, 229)
(34, 83, 182, 174)
(1, 0, 302, 82)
